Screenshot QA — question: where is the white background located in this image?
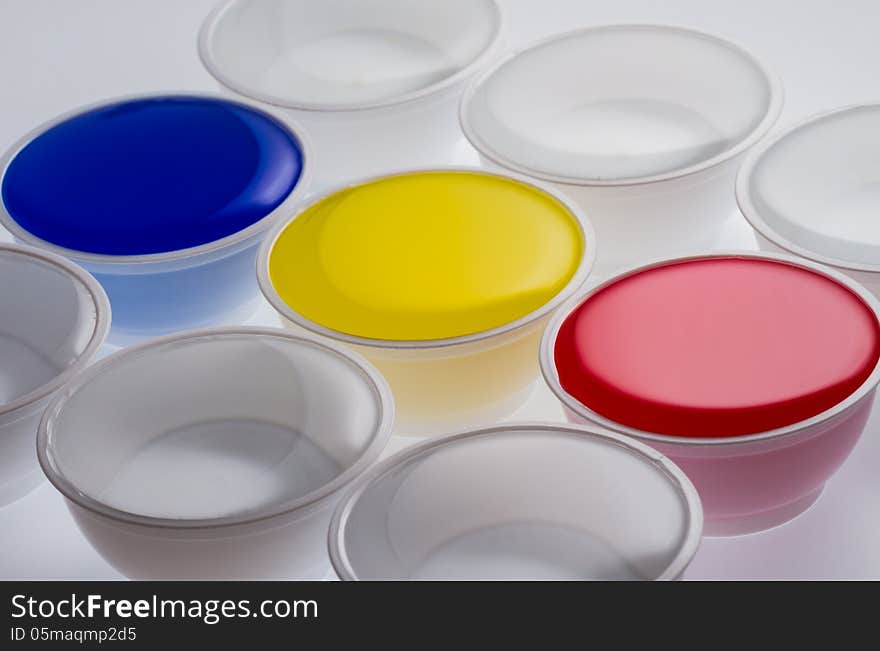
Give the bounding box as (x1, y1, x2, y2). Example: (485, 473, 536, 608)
(1, 0, 879, 580)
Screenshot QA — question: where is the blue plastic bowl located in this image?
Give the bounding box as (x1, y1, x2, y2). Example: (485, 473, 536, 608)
(0, 94, 312, 343)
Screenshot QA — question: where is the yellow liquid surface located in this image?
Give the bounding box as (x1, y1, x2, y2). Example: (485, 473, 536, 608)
(268, 171, 585, 340)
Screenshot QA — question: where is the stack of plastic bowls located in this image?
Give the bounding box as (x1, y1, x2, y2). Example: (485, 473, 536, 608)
(36, 328, 393, 580)
(258, 168, 595, 435)
(0, 94, 311, 343)
(199, 0, 505, 185)
(0, 243, 109, 505)
(461, 24, 783, 278)
(542, 252, 880, 535)
(738, 104, 880, 296)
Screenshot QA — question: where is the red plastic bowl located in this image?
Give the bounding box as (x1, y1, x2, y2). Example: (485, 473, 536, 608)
(541, 252, 880, 535)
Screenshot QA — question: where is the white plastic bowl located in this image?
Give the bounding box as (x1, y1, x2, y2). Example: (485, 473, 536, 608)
(461, 24, 782, 278)
(738, 104, 880, 296)
(199, 0, 505, 185)
(0, 243, 109, 506)
(329, 423, 703, 581)
(37, 327, 393, 580)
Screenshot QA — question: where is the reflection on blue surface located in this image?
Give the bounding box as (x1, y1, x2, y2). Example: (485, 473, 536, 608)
(2, 96, 303, 255)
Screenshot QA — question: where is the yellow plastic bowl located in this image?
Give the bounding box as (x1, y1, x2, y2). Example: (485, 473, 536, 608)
(258, 168, 595, 435)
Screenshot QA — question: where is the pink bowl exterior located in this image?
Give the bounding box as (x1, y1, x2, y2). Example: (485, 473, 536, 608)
(564, 388, 876, 535)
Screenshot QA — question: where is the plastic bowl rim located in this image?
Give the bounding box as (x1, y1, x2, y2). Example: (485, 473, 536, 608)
(737, 102, 880, 274)
(0, 242, 111, 418)
(197, 0, 507, 112)
(0, 91, 315, 266)
(36, 325, 396, 530)
(539, 249, 880, 447)
(256, 165, 597, 350)
(460, 22, 784, 187)
(327, 421, 704, 581)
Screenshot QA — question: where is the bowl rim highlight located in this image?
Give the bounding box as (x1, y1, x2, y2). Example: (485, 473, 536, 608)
(737, 102, 880, 274)
(0, 91, 314, 266)
(0, 242, 111, 419)
(256, 166, 596, 350)
(540, 250, 880, 447)
(197, 0, 507, 113)
(460, 23, 784, 188)
(327, 421, 704, 581)
(36, 326, 395, 530)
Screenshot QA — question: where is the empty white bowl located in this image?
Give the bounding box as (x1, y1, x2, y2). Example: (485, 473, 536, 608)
(0, 243, 109, 506)
(199, 0, 505, 184)
(738, 104, 880, 296)
(461, 24, 782, 277)
(329, 423, 702, 580)
(37, 327, 393, 579)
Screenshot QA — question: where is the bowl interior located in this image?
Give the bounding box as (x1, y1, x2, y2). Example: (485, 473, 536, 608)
(0, 249, 99, 409)
(745, 106, 880, 268)
(204, 0, 501, 109)
(43, 333, 384, 521)
(337, 428, 694, 580)
(464, 25, 774, 182)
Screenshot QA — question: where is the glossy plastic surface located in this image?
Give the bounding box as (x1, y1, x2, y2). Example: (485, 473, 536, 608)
(200, 0, 502, 111)
(200, 1, 504, 186)
(0, 244, 109, 506)
(554, 257, 880, 437)
(463, 24, 776, 184)
(268, 170, 584, 340)
(84, 243, 262, 341)
(462, 25, 773, 185)
(330, 424, 702, 580)
(260, 168, 594, 435)
(343, 320, 546, 436)
(2, 96, 303, 255)
(37, 328, 393, 579)
(4, 0, 880, 583)
(463, 24, 782, 278)
(0, 94, 312, 342)
(739, 104, 880, 294)
(542, 252, 880, 535)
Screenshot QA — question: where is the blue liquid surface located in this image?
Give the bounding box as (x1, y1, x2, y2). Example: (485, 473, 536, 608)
(2, 96, 304, 255)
